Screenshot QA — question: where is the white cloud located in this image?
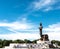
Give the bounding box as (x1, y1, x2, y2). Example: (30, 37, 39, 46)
(47, 32, 60, 41)
(0, 18, 35, 30)
(43, 7, 52, 11)
(0, 18, 60, 41)
(33, 0, 53, 9)
(0, 18, 39, 40)
(43, 23, 60, 40)
(43, 23, 60, 32)
(30, 0, 60, 11)
(0, 32, 40, 40)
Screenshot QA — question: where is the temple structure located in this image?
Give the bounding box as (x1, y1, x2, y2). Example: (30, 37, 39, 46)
(37, 23, 56, 48)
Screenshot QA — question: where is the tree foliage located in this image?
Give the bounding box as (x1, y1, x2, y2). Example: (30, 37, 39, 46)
(0, 39, 37, 48)
(0, 39, 60, 48)
(51, 40, 60, 46)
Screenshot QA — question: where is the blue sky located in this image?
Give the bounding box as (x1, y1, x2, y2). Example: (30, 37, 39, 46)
(0, 0, 60, 40)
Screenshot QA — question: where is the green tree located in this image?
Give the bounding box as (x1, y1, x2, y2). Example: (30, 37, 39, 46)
(32, 40, 37, 43)
(0, 39, 3, 48)
(24, 39, 32, 43)
(51, 40, 60, 46)
(3, 40, 10, 46)
(13, 39, 24, 43)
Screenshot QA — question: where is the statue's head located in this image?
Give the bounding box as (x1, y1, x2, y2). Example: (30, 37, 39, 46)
(40, 23, 42, 26)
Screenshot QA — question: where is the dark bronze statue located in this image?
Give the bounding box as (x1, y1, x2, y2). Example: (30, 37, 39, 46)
(39, 23, 49, 41)
(39, 23, 43, 38)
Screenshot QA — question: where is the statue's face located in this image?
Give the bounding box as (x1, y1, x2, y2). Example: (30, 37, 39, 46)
(40, 23, 42, 26)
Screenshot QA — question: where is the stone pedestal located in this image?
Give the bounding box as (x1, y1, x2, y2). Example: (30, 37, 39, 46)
(40, 34, 49, 41)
